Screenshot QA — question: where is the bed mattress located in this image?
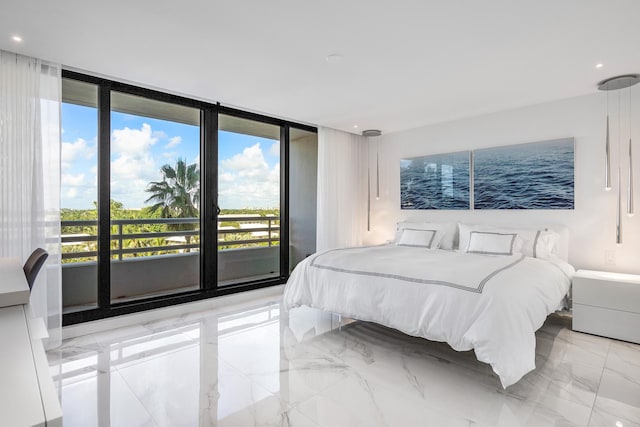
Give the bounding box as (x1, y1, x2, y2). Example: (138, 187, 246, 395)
(283, 244, 574, 388)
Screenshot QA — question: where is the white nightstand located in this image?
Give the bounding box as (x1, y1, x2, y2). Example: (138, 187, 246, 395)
(572, 269, 640, 344)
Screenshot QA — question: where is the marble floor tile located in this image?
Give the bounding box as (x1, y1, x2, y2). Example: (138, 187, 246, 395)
(606, 341, 640, 379)
(116, 344, 203, 426)
(506, 359, 602, 408)
(60, 368, 156, 427)
(206, 361, 286, 426)
(588, 406, 640, 427)
(49, 299, 640, 427)
(592, 368, 640, 425)
(217, 395, 321, 427)
(140, 310, 206, 335)
(47, 333, 102, 367)
(295, 372, 485, 427)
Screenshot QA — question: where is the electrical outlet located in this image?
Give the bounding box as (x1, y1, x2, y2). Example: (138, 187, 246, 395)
(604, 250, 616, 266)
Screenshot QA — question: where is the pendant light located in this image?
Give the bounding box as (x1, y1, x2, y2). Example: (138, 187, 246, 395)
(363, 129, 382, 231)
(598, 74, 639, 244)
(629, 139, 634, 217)
(367, 156, 371, 231)
(605, 114, 611, 191)
(629, 87, 635, 218)
(617, 167, 622, 244)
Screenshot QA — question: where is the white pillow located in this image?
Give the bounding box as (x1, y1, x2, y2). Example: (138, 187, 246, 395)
(535, 230, 560, 259)
(458, 223, 543, 257)
(466, 231, 518, 255)
(397, 229, 443, 249)
(396, 221, 457, 250)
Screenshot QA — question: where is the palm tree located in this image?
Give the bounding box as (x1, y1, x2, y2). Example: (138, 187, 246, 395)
(145, 158, 200, 252)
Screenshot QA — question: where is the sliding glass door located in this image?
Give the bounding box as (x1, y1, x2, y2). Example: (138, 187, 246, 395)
(109, 91, 202, 303)
(60, 71, 315, 325)
(217, 114, 281, 285)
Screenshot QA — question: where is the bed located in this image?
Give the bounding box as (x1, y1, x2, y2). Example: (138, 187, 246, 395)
(283, 222, 574, 388)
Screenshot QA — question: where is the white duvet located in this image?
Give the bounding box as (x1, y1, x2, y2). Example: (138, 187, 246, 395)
(283, 245, 574, 388)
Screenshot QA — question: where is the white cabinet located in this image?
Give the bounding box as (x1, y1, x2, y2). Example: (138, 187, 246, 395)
(0, 258, 30, 307)
(0, 257, 62, 427)
(0, 305, 62, 426)
(572, 269, 640, 344)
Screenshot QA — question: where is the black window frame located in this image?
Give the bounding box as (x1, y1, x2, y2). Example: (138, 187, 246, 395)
(61, 70, 316, 326)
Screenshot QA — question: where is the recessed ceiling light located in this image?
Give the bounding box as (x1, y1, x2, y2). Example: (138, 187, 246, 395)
(595, 63, 604, 69)
(11, 35, 23, 42)
(353, 125, 359, 129)
(326, 53, 343, 63)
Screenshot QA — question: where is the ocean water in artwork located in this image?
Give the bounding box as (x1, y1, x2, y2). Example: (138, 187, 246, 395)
(400, 151, 470, 209)
(473, 138, 574, 209)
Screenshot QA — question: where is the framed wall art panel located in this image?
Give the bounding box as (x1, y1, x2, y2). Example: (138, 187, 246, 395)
(473, 138, 575, 210)
(400, 151, 471, 210)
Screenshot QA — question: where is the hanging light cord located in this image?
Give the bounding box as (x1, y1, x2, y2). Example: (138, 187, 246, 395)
(376, 138, 380, 200)
(367, 140, 371, 231)
(629, 85, 635, 217)
(605, 89, 612, 190)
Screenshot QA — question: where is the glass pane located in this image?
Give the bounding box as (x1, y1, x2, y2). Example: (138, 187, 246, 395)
(110, 91, 201, 303)
(218, 114, 280, 285)
(61, 78, 99, 313)
(289, 128, 317, 271)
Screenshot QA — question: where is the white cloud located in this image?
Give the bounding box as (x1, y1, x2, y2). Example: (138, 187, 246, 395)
(62, 173, 85, 186)
(65, 188, 78, 199)
(219, 172, 235, 182)
(110, 123, 161, 208)
(61, 137, 95, 170)
(221, 143, 268, 174)
(153, 130, 168, 140)
(62, 127, 279, 210)
(268, 163, 280, 182)
(111, 123, 158, 156)
(218, 144, 280, 209)
(269, 141, 280, 156)
(90, 167, 98, 185)
(166, 136, 182, 148)
(218, 179, 280, 209)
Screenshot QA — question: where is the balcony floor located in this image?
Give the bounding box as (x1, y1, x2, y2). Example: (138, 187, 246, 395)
(49, 295, 640, 426)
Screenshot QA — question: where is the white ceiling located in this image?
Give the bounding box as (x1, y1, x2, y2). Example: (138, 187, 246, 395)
(1, 0, 639, 134)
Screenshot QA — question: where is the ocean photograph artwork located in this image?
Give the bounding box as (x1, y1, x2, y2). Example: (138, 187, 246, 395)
(400, 151, 470, 209)
(473, 138, 575, 210)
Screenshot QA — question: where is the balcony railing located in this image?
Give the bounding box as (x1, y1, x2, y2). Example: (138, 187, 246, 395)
(61, 216, 280, 262)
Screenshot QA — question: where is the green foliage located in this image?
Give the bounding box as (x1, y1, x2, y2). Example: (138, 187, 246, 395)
(145, 158, 200, 252)
(146, 158, 200, 221)
(61, 157, 280, 263)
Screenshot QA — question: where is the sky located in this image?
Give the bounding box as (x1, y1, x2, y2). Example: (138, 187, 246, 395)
(61, 103, 280, 210)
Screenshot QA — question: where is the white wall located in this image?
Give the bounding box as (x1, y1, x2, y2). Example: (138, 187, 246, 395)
(367, 92, 640, 274)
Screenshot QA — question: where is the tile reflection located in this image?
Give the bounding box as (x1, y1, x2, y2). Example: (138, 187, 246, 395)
(49, 300, 335, 426)
(49, 298, 640, 427)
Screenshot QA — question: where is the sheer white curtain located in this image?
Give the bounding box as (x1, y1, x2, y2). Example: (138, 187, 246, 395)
(0, 50, 62, 348)
(317, 127, 368, 251)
